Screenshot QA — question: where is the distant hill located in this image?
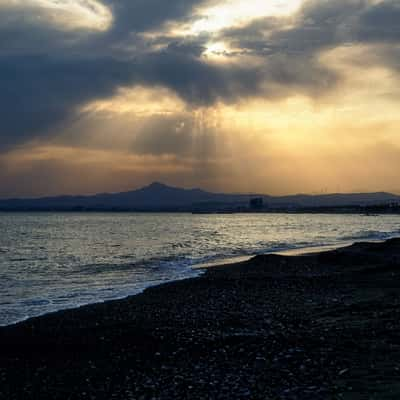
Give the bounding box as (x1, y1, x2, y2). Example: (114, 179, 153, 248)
(0, 182, 399, 211)
(0, 183, 251, 211)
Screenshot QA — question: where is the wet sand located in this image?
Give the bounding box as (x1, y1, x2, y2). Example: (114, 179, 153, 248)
(1, 238, 400, 399)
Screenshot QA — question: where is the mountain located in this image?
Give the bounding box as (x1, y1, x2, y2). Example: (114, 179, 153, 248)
(0, 182, 399, 211)
(0, 182, 251, 211)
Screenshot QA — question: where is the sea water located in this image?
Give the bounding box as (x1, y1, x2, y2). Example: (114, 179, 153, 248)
(1, 212, 400, 326)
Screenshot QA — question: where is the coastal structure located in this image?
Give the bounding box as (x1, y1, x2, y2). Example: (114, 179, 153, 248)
(250, 197, 264, 210)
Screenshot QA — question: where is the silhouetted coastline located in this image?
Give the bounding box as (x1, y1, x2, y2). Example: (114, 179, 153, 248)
(0, 182, 399, 213)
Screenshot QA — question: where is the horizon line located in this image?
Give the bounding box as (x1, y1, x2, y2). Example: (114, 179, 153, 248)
(0, 181, 399, 201)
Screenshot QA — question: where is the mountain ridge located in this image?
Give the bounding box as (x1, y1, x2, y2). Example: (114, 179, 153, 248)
(0, 183, 399, 211)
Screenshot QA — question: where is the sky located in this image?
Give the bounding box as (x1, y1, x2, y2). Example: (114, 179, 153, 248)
(0, 0, 399, 197)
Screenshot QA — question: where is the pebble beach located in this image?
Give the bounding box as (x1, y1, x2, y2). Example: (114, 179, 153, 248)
(1, 238, 400, 399)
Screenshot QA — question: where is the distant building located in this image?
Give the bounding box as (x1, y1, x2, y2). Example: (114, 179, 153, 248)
(250, 197, 264, 210)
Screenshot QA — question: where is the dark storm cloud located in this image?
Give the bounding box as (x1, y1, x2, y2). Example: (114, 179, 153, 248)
(102, 0, 204, 37)
(220, 0, 400, 59)
(0, 48, 266, 149)
(358, 1, 400, 42)
(214, 0, 400, 102)
(0, 0, 209, 149)
(138, 48, 266, 105)
(0, 54, 137, 149)
(0, 0, 399, 152)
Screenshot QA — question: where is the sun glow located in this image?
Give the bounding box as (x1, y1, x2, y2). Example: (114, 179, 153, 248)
(187, 0, 303, 34)
(82, 86, 186, 116)
(203, 41, 233, 60)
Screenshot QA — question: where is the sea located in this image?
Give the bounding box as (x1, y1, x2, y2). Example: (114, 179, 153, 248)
(1, 212, 400, 326)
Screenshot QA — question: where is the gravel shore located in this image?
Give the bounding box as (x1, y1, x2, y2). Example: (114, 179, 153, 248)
(1, 238, 400, 399)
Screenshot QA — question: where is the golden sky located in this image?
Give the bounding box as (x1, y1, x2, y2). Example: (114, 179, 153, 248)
(0, 0, 399, 197)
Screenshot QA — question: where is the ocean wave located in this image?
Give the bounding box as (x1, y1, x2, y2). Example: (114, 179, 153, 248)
(341, 229, 400, 242)
(75, 254, 199, 276)
(2, 213, 400, 327)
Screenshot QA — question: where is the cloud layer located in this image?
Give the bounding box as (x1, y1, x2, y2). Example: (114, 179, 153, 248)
(0, 0, 399, 195)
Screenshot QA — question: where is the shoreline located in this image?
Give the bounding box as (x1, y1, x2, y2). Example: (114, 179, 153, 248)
(194, 241, 357, 270)
(1, 238, 400, 399)
(0, 239, 378, 328)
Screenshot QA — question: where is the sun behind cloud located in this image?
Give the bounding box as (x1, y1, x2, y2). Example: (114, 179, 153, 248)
(185, 0, 303, 34)
(0, 0, 400, 197)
